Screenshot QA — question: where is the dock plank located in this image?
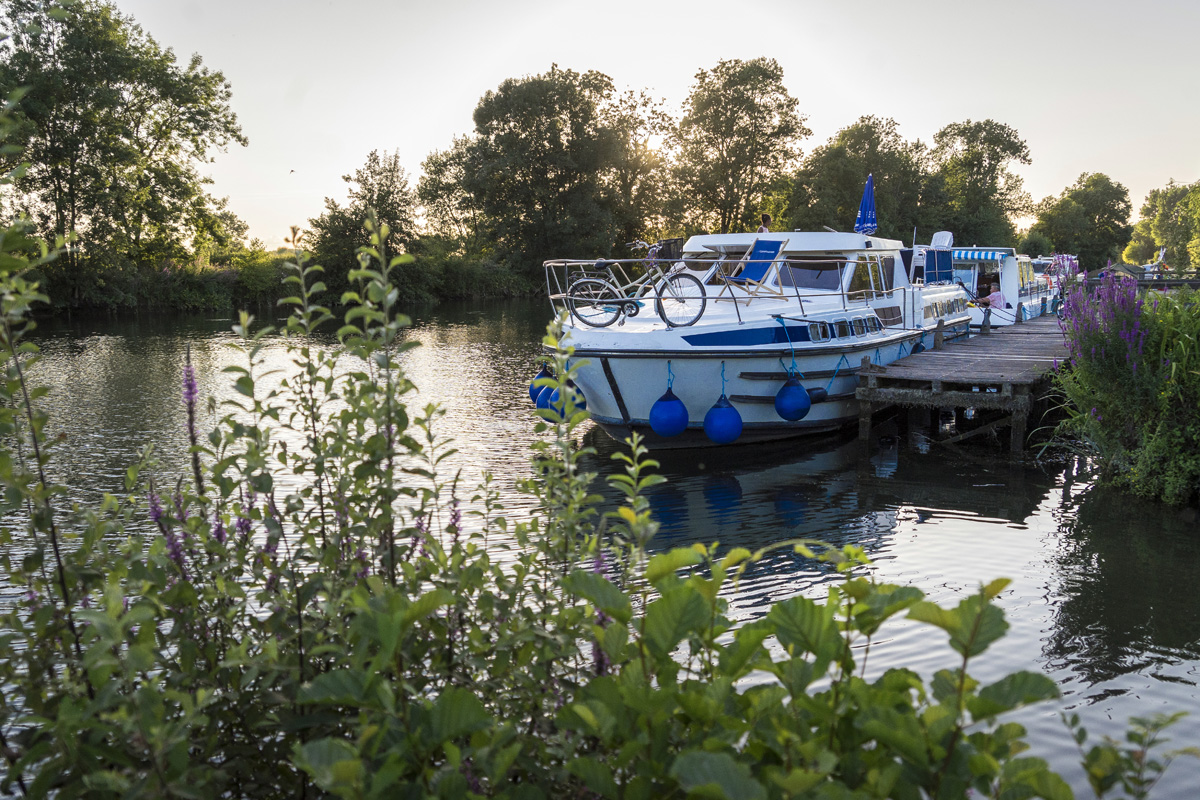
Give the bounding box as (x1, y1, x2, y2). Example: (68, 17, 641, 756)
(856, 315, 1067, 452)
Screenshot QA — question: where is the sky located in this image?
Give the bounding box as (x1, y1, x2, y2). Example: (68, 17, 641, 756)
(114, 0, 1200, 249)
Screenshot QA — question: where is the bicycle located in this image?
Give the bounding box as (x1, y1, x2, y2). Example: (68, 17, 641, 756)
(566, 240, 707, 328)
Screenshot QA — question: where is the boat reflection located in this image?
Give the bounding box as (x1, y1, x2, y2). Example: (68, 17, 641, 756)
(583, 421, 1056, 619)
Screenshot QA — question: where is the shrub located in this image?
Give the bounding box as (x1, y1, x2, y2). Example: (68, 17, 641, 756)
(1057, 276, 1200, 504)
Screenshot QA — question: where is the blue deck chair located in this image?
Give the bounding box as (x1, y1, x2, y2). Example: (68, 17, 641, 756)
(726, 239, 785, 295)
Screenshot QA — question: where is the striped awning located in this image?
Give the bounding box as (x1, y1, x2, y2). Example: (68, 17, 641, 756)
(951, 249, 1011, 261)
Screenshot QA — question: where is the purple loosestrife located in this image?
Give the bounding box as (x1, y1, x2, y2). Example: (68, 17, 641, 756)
(408, 513, 427, 560)
(183, 352, 204, 496)
(212, 513, 227, 545)
(165, 528, 189, 580)
(148, 491, 165, 524)
(235, 492, 257, 544)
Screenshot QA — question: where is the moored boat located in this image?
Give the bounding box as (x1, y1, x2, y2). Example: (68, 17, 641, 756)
(540, 230, 972, 447)
(950, 247, 1062, 326)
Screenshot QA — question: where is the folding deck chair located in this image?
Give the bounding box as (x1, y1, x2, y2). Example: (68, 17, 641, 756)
(723, 238, 786, 297)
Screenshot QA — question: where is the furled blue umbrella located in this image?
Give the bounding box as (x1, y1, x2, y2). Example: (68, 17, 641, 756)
(853, 173, 877, 235)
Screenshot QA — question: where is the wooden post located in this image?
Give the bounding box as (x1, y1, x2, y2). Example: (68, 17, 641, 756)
(1015, 302, 1025, 324)
(857, 356, 873, 440)
(1010, 409, 1027, 453)
(933, 318, 945, 350)
(981, 308, 991, 335)
(858, 401, 873, 440)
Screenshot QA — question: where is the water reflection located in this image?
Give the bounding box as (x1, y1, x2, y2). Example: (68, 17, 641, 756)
(1047, 482, 1200, 688)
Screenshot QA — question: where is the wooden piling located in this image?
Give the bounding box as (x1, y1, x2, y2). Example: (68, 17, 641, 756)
(855, 315, 1064, 454)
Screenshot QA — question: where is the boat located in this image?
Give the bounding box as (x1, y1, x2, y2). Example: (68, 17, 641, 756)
(948, 247, 1062, 327)
(540, 230, 972, 448)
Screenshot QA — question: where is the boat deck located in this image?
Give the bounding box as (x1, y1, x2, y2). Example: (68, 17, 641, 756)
(855, 315, 1066, 452)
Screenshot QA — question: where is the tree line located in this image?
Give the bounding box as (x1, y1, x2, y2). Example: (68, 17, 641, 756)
(0, 0, 1193, 312)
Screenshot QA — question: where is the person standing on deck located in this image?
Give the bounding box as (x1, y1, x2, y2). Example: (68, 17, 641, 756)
(757, 213, 771, 233)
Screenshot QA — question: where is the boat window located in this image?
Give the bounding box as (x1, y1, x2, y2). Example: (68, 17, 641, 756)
(682, 253, 720, 273)
(852, 318, 867, 336)
(808, 322, 831, 342)
(875, 306, 903, 327)
(865, 316, 882, 333)
(778, 262, 843, 291)
(846, 261, 872, 295)
(878, 256, 895, 291)
(835, 319, 852, 338)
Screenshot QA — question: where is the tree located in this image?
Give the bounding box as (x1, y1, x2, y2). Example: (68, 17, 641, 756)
(418, 135, 486, 257)
(672, 58, 809, 234)
(790, 116, 929, 242)
(308, 149, 417, 299)
(0, 0, 245, 272)
(1122, 181, 1197, 269)
(1017, 229, 1054, 258)
(462, 65, 618, 272)
(600, 89, 672, 248)
(1030, 173, 1131, 269)
(930, 119, 1031, 246)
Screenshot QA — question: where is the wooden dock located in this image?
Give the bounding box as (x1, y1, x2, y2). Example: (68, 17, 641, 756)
(856, 315, 1067, 452)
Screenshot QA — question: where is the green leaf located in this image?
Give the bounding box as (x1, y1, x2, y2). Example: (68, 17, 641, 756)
(642, 586, 708, 659)
(858, 706, 931, 768)
(668, 750, 765, 800)
(566, 756, 620, 799)
(968, 671, 1060, 719)
(766, 594, 843, 663)
(909, 591, 1009, 658)
(645, 547, 704, 585)
(401, 588, 453, 630)
(293, 737, 363, 794)
(563, 570, 632, 623)
(430, 686, 490, 743)
(298, 669, 368, 706)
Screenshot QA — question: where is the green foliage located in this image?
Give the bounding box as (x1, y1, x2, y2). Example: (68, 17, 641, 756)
(1122, 180, 1200, 269)
(930, 119, 1032, 246)
(1018, 229, 1055, 258)
(308, 149, 418, 301)
(0, 0, 245, 275)
(672, 57, 809, 234)
(1057, 278, 1200, 505)
(1066, 712, 1200, 799)
(460, 65, 620, 273)
(790, 116, 929, 242)
(1030, 173, 1132, 269)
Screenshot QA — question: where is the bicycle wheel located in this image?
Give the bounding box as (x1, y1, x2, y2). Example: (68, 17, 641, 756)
(567, 278, 622, 328)
(655, 273, 706, 327)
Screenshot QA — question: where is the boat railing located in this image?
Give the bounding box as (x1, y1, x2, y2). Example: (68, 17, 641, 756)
(545, 256, 923, 327)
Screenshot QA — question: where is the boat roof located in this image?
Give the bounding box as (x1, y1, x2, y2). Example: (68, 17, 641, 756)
(952, 248, 1016, 261)
(682, 231, 904, 255)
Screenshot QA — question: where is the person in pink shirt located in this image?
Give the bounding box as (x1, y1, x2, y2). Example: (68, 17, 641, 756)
(978, 282, 1006, 309)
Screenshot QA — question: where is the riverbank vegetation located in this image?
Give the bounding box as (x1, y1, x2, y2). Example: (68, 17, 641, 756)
(3, 0, 1191, 314)
(4, 188, 1195, 796)
(1056, 276, 1200, 506)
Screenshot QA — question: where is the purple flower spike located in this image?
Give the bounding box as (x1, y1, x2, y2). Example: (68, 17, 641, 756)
(183, 364, 199, 407)
(148, 492, 165, 523)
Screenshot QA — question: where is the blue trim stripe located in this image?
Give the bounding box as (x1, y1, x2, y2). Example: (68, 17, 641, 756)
(682, 325, 813, 348)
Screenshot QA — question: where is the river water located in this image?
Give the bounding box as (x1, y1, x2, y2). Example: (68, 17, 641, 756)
(22, 299, 1200, 797)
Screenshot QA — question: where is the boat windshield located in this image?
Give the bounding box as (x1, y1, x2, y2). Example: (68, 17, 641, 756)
(777, 260, 844, 291)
